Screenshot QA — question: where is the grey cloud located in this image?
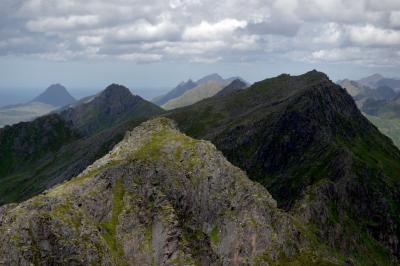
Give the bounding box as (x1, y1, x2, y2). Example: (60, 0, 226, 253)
(0, 0, 400, 66)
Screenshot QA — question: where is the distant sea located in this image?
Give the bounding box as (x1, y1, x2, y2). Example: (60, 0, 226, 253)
(0, 90, 38, 107)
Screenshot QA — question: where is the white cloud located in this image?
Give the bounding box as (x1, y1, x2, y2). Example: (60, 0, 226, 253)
(312, 47, 362, 62)
(190, 56, 222, 63)
(390, 11, 400, 28)
(312, 23, 343, 45)
(77, 35, 103, 46)
(348, 24, 400, 46)
(1, 0, 400, 66)
(183, 19, 247, 41)
(116, 53, 163, 62)
(112, 19, 180, 42)
(26, 15, 100, 32)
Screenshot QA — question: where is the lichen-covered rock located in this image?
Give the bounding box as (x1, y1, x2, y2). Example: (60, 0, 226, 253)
(0, 118, 338, 265)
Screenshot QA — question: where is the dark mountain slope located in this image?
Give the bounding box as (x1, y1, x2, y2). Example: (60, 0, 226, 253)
(0, 114, 79, 203)
(0, 114, 78, 177)
(32, 84, 76, 107)
(152, 79, 197, 106)
(0, 117, 147, 205)
(0, 118, 342, 265)
(377, 78, 400, 90)
(0, 84, 164, 205)
(363, 94, 400, 118)
(167, 70, 400, 264)
(215, 79, 248, 97)
(373, 85, 398, 100)
(60, 84, 164, 136)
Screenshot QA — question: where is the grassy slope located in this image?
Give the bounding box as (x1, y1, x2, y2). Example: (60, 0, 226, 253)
(364, 114, 400, 149)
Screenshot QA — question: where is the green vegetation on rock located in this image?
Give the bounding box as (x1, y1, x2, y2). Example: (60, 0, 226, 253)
(167, 70, 400, 264)
(0, 118, 341, 265)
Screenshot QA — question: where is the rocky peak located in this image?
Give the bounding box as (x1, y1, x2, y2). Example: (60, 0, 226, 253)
(32, 83, 76, 107)
(301, 69, 330, 82)
(85, 118, 179, 171)
(97, 84, 135, 102)
(60, 84, 163, 136)
(0, 117, 338, 265)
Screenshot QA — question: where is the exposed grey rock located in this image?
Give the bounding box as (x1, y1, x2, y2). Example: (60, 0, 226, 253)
(0, 118, 338, 265)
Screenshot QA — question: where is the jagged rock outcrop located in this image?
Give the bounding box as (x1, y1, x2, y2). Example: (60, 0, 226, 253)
(0, 118, 338, 265)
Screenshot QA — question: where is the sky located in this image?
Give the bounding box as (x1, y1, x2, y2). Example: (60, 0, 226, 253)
(1, 0, 400, 95)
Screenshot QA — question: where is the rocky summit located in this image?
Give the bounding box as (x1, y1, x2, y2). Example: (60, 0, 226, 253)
(0, 118, 340, 265)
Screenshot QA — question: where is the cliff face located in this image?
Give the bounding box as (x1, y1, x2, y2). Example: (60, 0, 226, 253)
(167, 71, 400, 264)
(0, 118, 338, 265)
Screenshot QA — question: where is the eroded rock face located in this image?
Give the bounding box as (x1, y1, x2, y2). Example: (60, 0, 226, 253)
(0, 118, 335, 265)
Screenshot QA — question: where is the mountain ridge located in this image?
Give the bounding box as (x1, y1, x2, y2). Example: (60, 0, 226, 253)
(152, 79, 197, 106)
(215, 79, 248, 97)
(1, 71, 400, 264)
(153, 74, 245, 108)
(162, 79, 230, 110)
(0, 118, 340, 265)
(166, 70, 400, 263)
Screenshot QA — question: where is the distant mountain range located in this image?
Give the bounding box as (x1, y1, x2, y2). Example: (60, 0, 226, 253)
(338, 75, 400, 148)
(153, 73, 246, 110)
(357, 73, 400, 91)
(1, 71, 400, 264)
(338, 79, 398, 107)
(152, 79, 197, 106)
(0, 84, 76, 128)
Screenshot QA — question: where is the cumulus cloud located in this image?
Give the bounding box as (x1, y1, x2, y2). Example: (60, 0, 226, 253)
(348, 24, 400, 46)
(1, 0, 400, 66)
(115, 53, 163, 63)
(26, 15, 100, 32)
(183, 19, 247, 41)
